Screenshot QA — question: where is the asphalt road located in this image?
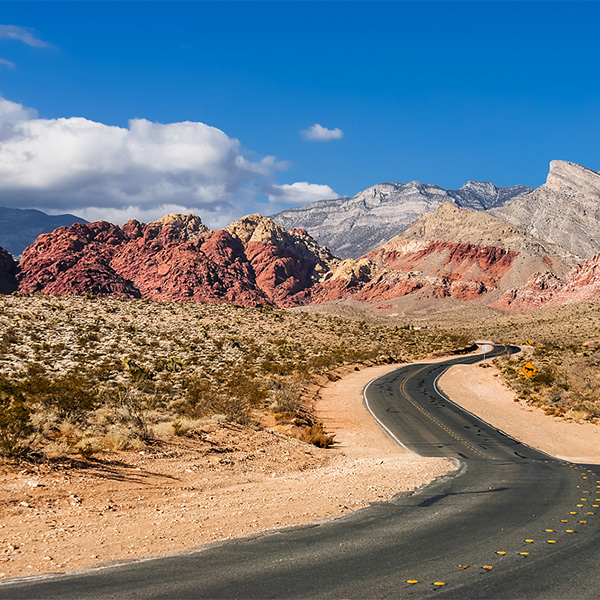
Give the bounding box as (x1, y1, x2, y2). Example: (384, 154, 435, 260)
(3, 345, 600, 599)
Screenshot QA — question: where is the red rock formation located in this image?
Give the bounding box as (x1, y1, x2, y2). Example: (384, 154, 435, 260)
(311, 240, 517, 304)
(16, 214, 336, 308)
(494, 252, 600, 312)
(0, 247, 17, 294)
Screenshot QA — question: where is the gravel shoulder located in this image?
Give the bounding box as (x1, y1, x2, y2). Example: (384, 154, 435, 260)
(439, 362, 600, 464)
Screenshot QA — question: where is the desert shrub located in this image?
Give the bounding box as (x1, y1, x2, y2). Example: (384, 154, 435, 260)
(0, 379, 34, 457)
(300, 423, 335, 448)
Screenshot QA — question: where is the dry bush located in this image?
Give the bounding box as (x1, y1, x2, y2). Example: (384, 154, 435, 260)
(300, 423, 335, 448)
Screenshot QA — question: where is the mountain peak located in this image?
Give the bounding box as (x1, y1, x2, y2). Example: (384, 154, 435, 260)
(546, 160, 600, 195)
(152, 213, 210, 240)
(493, 160, 600, 259)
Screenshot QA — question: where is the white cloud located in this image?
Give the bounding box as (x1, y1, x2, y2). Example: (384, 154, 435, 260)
(0, 58, 15, 69)
(0, 97, 335, 228)
(268, 182, 339, 206)
(300, 123, 343, 142)
(0, 25, 48, 48)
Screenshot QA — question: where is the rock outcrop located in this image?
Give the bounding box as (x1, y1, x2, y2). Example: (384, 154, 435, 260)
(0, 246, 17, 294)
(493, 252, 600, 312)
(273, 180, 531, 258)
(16, 214, 337, 307)
(492, 161, 600, 259)
(311, 204, 575, 305)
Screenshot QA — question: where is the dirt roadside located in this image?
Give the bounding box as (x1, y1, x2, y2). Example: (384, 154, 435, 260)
(0, 362, 451, 581)
(439, 362, 600, 464)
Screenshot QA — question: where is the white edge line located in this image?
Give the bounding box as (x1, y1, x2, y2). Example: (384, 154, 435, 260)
(431, 351, 556, 461)
(363, 371, 412, 453)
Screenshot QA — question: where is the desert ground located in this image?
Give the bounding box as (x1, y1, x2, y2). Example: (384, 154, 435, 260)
(0, 361, 451, 581)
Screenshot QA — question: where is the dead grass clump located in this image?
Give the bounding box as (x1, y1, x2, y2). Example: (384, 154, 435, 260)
(300, 423, 335, 448)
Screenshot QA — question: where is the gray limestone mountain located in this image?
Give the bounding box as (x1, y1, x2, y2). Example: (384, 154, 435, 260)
(492, 160, 600, 260)
(0, 206, 87, 257)
(272, 180, 531, 259)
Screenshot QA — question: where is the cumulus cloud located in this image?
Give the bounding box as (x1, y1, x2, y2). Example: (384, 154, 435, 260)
(0, 97, 337, 227)
(267, 182, 339, 206)
(300, 123, 343, 142)
(0, 25, 48, 48)
(0, 58, 15, 69)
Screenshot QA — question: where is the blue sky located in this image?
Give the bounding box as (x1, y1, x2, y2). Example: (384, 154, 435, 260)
(0, 1, 599, 226)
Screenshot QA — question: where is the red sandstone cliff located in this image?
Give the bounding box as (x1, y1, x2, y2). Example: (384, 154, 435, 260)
(16, 214, 337, 307)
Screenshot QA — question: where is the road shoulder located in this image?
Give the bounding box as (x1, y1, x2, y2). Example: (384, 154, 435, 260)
(439, 362, 600, 463)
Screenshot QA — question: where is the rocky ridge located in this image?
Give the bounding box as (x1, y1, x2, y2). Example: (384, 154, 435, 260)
(311, 204, 575, 305)
(0, 206, 87, 257)
(492, 161, 600, 259)
(273, 180, 531, 258)
(493, 252, 600, 312)
(17, 214, 338, 307)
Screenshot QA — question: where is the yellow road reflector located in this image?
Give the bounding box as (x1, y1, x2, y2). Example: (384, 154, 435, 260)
(596, 498, 600, 501)
(561, 520, 569, 523)
(579, 520, 588, 524)
(406, 580, 419, 584)
(577, 504, 584, 507)
(496, 551, 507, 555)
(547, 540, 557, 544)
(581, 498, 588, 501)
(519, 552, 530, 556)
(594, 505, 599, 508)
(544, 529, 554, 532)
(433, 582, 446, 586)
(588, 512, 595, 515)
(482, 566, 493, 570)
(458, 564, 469, 569)
(570, 512, 578, 514)
(583, 490, 590, 493)
(566, 529, 575, 533)
(525, 539, 534, 543)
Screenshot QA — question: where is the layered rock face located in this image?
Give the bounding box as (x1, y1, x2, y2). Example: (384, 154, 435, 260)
(0, 246, 17, 294)
(17, 214, 337, 307)
(494, 252, 600, 312)
(273, 180, 531, 258)
(310, 203, 574, 305)
(492, 161, 600, 259)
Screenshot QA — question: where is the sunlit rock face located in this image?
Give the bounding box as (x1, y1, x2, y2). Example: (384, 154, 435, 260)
(493, 161, 600, 260)
(494, 252, 600, 312)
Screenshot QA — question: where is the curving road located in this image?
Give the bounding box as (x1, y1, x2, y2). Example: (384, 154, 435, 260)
(3, 345, 600, 598)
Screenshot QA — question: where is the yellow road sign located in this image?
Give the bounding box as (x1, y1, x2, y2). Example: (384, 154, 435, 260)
(525, 339, 533, 346)
(522, 362, 538, 378)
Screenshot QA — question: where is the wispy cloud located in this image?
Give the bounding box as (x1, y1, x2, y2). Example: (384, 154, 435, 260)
(0, 58, 15, 69)
(0, 25, 48, 48)
(301, 123, 343, 142)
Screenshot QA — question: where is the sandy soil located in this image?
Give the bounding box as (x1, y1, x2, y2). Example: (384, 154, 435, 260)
(440, 362, 600, 463)
(0, 363, 451, 581)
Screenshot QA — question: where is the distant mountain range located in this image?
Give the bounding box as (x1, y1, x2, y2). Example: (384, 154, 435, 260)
(272, 180, 532, 259)
(1, 160, 600, 314)
(0, 207, 87, 257)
